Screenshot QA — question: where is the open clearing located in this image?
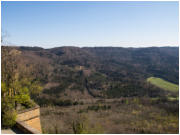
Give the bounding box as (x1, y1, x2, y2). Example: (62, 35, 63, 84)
(147, 77, 179, 92)
(40, 98, 178, 134)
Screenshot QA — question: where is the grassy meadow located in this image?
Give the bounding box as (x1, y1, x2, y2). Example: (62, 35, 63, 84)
(147, 77, 179, 92)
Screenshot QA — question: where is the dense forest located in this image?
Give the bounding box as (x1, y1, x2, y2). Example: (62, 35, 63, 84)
(1, 46, 179, 132)
(2, 46, 179, 104)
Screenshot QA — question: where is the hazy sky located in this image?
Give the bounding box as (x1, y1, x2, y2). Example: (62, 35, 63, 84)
(1, 1, 179, 48)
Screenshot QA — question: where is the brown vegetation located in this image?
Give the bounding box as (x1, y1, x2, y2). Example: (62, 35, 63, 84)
(40, 98, 178, 134)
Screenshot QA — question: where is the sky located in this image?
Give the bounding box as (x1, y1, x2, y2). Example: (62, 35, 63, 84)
(1, 1, 179, 48)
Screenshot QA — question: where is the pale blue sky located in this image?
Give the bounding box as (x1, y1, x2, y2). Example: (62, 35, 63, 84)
(1, 1, 179, 48)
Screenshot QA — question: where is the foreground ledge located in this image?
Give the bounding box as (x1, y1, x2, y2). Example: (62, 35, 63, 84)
(15, 104, 42, 134)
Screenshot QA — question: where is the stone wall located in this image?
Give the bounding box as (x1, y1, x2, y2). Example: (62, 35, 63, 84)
(16, 105, 42, 133)
(15, 121, 41, 134)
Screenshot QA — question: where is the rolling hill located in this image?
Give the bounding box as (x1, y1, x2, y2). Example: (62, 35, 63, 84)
(2, 46, 179, 133)
(1, 46, 179, 105)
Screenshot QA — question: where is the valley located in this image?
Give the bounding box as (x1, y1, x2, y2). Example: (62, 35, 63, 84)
(1, 46, 179, 133)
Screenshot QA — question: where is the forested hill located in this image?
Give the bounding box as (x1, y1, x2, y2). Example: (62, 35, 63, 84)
(2, 46, 179, 103)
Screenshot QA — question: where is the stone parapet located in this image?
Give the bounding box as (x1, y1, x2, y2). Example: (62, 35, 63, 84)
(15, 121, 41, 134)
(15, 105, 42, 133)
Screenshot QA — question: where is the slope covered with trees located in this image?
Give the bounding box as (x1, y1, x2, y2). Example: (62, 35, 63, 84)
(2, 46, 178, 106)
(1, 46, 178, 133)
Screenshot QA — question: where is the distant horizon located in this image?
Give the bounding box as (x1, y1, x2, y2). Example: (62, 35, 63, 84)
(2, 1, 179, 48)
(2, 44, 179, 49)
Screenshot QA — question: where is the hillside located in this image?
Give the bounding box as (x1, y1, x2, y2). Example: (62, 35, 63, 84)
(2, 46, 179, 103)
(1, 46, 179, 133)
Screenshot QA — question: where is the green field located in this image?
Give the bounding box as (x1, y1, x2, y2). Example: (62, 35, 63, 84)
(147, 77, 179, 92)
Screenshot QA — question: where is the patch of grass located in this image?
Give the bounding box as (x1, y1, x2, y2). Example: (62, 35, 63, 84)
(147, 77, 179, 92)
(168, 97, 179, 101)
